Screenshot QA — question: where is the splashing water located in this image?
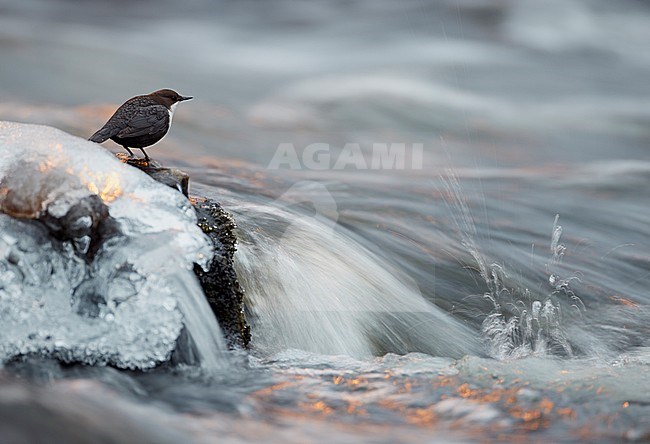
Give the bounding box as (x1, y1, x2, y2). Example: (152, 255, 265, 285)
(441, 172, 581, 360)
(229, 181, 482, 359)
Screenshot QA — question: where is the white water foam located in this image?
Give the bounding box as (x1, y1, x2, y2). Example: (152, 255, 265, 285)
(230, 181, 481, 358)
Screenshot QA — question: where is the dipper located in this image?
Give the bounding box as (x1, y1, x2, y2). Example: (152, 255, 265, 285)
(89, 89, 193, 160)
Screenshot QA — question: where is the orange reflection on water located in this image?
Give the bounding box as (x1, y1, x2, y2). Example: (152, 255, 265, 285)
(345, 400, 367, 416)
(250, 381, 295, 397)
(556, 407, 577, 420)
(298, 401, 333, 416)
(610, 295, 639, 308)
(405, 407, 436, 426)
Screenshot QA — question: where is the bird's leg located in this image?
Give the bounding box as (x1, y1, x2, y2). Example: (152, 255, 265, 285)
(139, 148, 150, 161)
(122, 146, 135, 157)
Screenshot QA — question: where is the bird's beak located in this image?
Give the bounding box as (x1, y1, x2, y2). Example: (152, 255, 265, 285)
(180, 96, 193, 101)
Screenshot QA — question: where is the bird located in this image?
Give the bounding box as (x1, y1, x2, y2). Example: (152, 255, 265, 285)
(89, 89, 193, 160)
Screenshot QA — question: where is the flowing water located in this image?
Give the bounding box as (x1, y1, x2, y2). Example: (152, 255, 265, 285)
(1, 0, 650, 442)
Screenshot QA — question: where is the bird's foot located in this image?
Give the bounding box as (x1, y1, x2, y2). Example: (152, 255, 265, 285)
(116, 152, 150, 166)
(115, 152, 132, 163)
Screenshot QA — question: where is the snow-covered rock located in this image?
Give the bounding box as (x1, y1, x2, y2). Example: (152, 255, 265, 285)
(0, 121, 225, 370)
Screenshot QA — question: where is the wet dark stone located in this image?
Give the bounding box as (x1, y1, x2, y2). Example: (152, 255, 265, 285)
(193, 199, 251, 349)
(116, 154, 189, 197)
(169, 327, 200, 367)
(39, 194, 120, 260)
(73, 280, 107, 318)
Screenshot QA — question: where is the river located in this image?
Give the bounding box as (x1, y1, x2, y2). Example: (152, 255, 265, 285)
(1, 0, 650, 441)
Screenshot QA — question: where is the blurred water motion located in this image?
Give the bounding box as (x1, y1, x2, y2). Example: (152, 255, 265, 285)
(1, 0, 648, 166)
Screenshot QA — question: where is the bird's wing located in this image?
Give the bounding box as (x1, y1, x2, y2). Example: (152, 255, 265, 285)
(89, 98, 144, 143)
(89, 122, 118, 143)
(116, 104, 170, 139)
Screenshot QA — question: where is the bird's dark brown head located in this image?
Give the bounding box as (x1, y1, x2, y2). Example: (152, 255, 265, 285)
(150, 89, 193, 107)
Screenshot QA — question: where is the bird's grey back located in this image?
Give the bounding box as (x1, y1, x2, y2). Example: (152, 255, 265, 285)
(89, 96, 166, 143)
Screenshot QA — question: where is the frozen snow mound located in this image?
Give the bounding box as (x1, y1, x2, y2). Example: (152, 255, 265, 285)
(0, 121, 225, 370)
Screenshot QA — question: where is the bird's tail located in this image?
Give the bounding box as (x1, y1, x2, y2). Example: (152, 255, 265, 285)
(88, 128, 112, 143)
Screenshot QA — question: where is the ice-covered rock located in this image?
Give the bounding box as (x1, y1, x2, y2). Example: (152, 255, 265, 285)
(0, 121, 225, 370)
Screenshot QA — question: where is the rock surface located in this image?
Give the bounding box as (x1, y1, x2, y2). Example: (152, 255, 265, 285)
(40, 194, 120, 261)
(0, 122, 218, 369)
(116, 153, 190, 197)
(193, 199, 251, 349)
(117, 155, 251, 349)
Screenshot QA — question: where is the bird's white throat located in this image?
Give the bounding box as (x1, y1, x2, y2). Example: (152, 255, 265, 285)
(168, 102, 179, 129)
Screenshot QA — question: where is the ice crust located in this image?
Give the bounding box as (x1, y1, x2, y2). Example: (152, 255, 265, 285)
(0, 121, 220, 369)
